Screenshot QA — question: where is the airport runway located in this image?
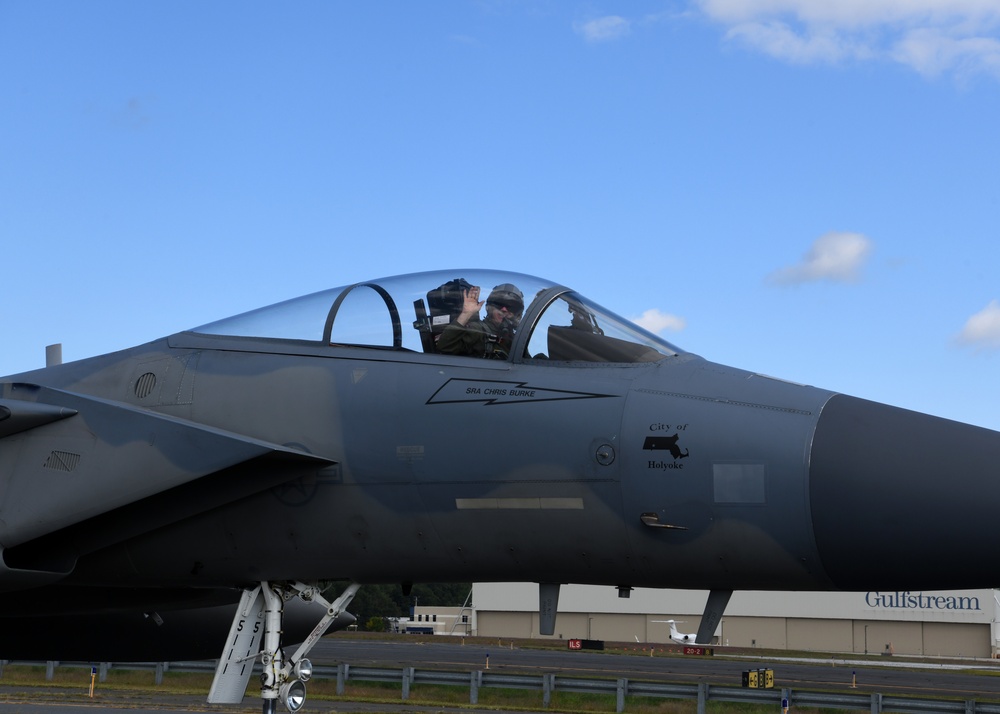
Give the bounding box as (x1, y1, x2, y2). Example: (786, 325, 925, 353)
(310, 636, 1000, 701)
(4, 637, 1000, 712)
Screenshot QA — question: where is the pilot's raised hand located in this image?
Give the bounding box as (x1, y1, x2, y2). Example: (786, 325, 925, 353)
(455, 286, 484, 326)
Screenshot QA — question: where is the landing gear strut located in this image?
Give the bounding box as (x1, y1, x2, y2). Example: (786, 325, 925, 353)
(209, 581, 359, 713)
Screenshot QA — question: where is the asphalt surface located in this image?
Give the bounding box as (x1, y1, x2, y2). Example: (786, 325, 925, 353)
(4, 636, 1000, 712)
(309, 636, 1000, 700)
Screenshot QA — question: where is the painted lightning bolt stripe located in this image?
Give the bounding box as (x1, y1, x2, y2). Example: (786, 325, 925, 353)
(426, 378, 617, 406)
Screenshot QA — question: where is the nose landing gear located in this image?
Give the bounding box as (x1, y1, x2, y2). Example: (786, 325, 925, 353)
(208, 581, 360, 713)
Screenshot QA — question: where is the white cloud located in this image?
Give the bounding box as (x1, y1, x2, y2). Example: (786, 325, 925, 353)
(768, 231, 873, 285)
(633, 308, 686, 333)
(574, 16, 631, 43)
(697, 0, 1000, 81)
(956, 300, 1000, 350)
(700, 0, 1000, 27)
(725, 21, 874, 63)
(892, 27, 1000, 79)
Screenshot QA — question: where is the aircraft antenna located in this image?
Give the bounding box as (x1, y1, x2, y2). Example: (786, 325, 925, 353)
(46, 343, 62, 367)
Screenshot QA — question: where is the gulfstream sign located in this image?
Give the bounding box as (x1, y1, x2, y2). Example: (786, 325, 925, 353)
(866, 591, 982, 611)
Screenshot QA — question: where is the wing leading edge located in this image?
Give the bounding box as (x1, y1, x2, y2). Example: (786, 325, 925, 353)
(0, 383, 336, 590)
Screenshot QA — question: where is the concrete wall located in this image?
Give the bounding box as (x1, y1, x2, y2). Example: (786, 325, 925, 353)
(717, 617, 786, 649)
(473, 612, 994, 657)
(922, 622, 990, 658)
(788, 618, 853, 652)
(473, 584, 998, 623)
(470, 584, 999, 657)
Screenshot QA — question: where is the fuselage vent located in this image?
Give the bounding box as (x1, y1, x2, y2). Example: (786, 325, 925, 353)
(135, 372, 157, 399)
(44, 450, 81, 472)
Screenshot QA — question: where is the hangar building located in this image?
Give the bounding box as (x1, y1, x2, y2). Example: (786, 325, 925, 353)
(471, 583, 1000, 658)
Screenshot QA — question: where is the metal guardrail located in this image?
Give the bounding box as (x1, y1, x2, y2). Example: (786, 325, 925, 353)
(3, 659, 1000, 713)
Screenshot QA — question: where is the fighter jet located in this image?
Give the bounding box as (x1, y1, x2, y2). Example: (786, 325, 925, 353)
(3, 268, 1000, 713)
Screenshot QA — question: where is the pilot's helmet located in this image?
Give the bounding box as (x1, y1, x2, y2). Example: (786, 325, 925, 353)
(487, 283, 524, 316)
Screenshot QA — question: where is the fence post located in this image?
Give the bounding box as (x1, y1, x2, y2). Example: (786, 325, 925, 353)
(870, 692, 882, 714)
(697, 682, 708, 714)
(543, 673, 554, 708)
(401, 666, 413, 700)
(616, 678, 628, 713)
(155, 662, 164, 686)
(965, 700, 976, 714)
(46, 661, 56, 681)
(336, 663, 347, 695)
(0, 660, 5, 677)
(469, 671, 479, 705)
(100, 663, 109, 683)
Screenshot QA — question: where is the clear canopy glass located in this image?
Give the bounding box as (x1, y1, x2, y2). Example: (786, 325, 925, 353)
(192, 269, 681, 363)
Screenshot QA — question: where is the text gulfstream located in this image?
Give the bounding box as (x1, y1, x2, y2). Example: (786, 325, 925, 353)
(865, 591, 981, 611)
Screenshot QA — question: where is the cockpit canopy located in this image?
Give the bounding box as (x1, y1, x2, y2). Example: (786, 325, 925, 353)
(193, 269, 681, 363)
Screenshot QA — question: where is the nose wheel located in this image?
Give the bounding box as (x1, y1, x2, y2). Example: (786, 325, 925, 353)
(209, 581, 360, 713)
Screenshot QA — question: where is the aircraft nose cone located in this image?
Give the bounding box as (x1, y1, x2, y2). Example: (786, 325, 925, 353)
(809, 394, 1000, 591)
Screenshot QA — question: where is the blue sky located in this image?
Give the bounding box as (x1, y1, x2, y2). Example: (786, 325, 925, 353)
(2, 1, 999, 429)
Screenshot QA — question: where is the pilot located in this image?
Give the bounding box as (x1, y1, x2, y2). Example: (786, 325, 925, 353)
(437, 282, 524, 359)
